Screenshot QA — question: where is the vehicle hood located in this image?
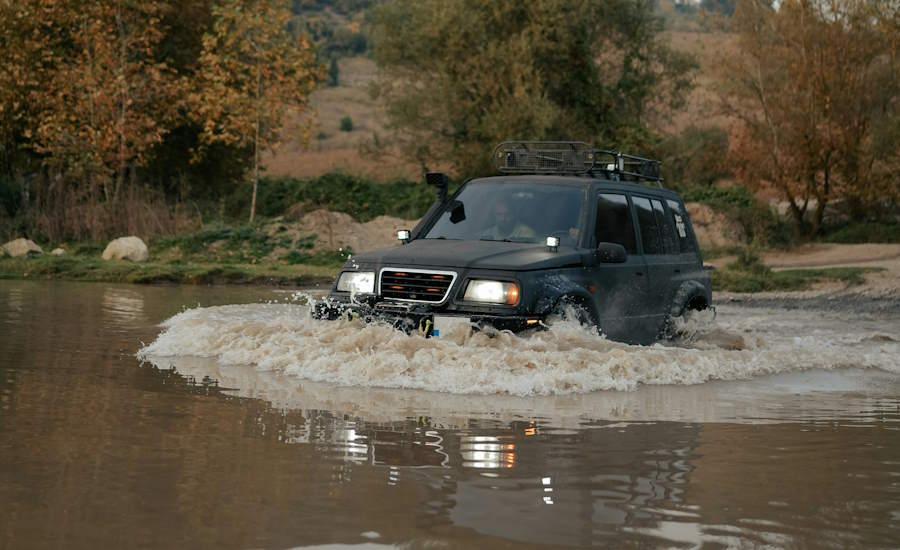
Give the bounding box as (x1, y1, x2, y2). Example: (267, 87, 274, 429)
(350, 239, 584, 271)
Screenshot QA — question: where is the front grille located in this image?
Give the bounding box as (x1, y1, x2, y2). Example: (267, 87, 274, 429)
(380, 269, 456, 303)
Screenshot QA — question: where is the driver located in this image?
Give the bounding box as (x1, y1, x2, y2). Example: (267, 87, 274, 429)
(481, 202, 535, 241)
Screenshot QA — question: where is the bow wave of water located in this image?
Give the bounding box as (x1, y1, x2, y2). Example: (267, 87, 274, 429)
(136, 300, 900, 396)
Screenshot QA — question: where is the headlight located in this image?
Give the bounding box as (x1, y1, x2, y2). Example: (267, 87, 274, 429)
(464, 280, 519, 305)
(337, 271, 375, 294)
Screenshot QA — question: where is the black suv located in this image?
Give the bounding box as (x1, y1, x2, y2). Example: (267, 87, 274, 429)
(315, 142, 711, 345)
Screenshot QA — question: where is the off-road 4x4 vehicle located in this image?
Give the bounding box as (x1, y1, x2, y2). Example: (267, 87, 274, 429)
(314, 141, 711, 345)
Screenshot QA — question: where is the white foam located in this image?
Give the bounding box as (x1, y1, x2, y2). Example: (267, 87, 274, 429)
(136, 302, 900, 396)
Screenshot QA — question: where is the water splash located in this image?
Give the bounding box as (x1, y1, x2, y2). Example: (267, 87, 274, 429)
(137, 302, 900, 396)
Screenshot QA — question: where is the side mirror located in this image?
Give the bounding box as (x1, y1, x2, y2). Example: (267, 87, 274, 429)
(397, 229, 411, 244)
(596, 242, 627, 263)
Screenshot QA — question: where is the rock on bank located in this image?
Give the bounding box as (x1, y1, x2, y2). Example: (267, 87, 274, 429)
(102, 236, 149, 262)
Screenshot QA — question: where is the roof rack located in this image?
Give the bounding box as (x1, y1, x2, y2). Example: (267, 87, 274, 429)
(492, 140, 663, 188)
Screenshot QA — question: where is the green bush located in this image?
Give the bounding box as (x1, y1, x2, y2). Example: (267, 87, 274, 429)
(820, 221, 900, 243)
(339, 116, 353, 132)
(226, 172, 443, 222)
(282, 246, 352, 266)
(656, 126, 730, 188)
(154, 225, 292, 263)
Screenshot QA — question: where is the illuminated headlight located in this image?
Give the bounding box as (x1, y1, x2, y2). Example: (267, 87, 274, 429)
(464, 280, 519, 305)
(337, 271, 375, 294)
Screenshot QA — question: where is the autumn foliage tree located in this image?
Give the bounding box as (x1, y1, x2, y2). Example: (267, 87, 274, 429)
(43, 2, 181, 203)
(1, 0, 181, 203)
(722, 0, 900, 236)
(193, 0, 321, 223)
(0, 0, 322, 238)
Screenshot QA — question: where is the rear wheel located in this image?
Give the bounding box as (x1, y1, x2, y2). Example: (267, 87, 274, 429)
(662, 295, 710, 341)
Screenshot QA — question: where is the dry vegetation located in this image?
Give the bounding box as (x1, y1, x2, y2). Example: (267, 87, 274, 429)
(659, 30, 739, 135)
(264, 57, 424, 180)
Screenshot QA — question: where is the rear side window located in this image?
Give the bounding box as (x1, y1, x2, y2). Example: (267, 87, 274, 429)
(652, 199, 679, 254)
(666, 199, 696, 254)
(595, 193, 636, 254)
(632, 196, 661, 255)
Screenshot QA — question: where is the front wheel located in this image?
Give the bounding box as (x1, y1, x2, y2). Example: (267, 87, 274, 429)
(546, 299, 601, 335)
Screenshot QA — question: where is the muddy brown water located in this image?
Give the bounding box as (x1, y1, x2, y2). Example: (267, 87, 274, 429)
(1, 280, 899, 549)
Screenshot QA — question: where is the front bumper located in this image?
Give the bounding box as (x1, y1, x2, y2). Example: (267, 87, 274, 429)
(312, 295, 541, 336)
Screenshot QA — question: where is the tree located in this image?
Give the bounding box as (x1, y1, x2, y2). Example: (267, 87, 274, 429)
(369, 0, 697, 177)
(22, 0, 181, 203)
(327, 57, 340, 87)
(722, 0, 900, 236)
(193, 0, 322, 223)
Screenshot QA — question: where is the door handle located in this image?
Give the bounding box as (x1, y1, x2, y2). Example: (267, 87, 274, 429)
(674, 269, 681, 274)
(635, 271, 644, 276)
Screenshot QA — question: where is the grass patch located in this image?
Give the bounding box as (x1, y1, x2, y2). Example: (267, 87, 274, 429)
(711, 249, 881, 292)
(820, 220, 900, 244)
(152, 224, 292, 263)
(150, 225, 348, 266)
(0, 255, 338, 286)
(699, 244, 745, 260)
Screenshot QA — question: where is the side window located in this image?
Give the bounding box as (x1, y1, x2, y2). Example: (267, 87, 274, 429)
(666, 199, 697, 254)
(595, 193, 636, 254)
(652, 199, 679, 254)
(632, 196, 662, 255)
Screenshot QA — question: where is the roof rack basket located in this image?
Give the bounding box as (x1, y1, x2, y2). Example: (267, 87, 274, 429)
(493, 141, 663, 188)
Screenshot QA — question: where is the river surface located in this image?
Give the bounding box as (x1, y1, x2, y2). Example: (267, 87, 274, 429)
(1, 280, 899, 549)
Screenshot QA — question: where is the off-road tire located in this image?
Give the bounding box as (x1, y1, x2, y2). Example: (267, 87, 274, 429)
(547, 298, 601, 335)
(661, 288, 710, 341)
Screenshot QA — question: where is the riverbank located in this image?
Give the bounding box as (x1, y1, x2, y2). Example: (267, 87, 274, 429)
(0, 255, 336, 286)
(1, 241, 895, 295)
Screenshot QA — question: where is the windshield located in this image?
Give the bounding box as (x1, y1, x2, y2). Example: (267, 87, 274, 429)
(423, 181, 586, 245)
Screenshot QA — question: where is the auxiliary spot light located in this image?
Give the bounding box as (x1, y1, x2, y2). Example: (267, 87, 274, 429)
(397, 229, 411, 243)
(546, 236, 560, 251)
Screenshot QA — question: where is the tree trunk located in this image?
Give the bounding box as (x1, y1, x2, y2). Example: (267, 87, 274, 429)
(249, 56, 261, 225)
(810, 160, 830, 237)
(250, 116, 259, 224)
(113, 0, 127, 205)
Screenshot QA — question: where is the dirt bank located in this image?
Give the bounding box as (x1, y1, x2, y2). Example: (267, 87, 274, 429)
(287, 209, 416, 253)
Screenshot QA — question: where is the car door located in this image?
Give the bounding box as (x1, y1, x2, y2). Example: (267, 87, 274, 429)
(589, 192, 649, 343)
(631, 195, 674, 338)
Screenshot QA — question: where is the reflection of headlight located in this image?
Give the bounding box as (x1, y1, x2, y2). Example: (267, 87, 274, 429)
(464, 280, 519, 305)
(337, 271, 375, 293)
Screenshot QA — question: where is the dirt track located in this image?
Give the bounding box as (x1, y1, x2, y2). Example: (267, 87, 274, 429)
(713, 243, 900, 315)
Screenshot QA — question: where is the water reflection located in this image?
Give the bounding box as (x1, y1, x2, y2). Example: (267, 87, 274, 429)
(128, 360, 900, 548)
(101, 287, 147, 328)
(460, 435, 515, 469)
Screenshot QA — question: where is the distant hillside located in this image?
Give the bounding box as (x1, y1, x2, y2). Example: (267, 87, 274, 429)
(266, 1, 737, 181)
